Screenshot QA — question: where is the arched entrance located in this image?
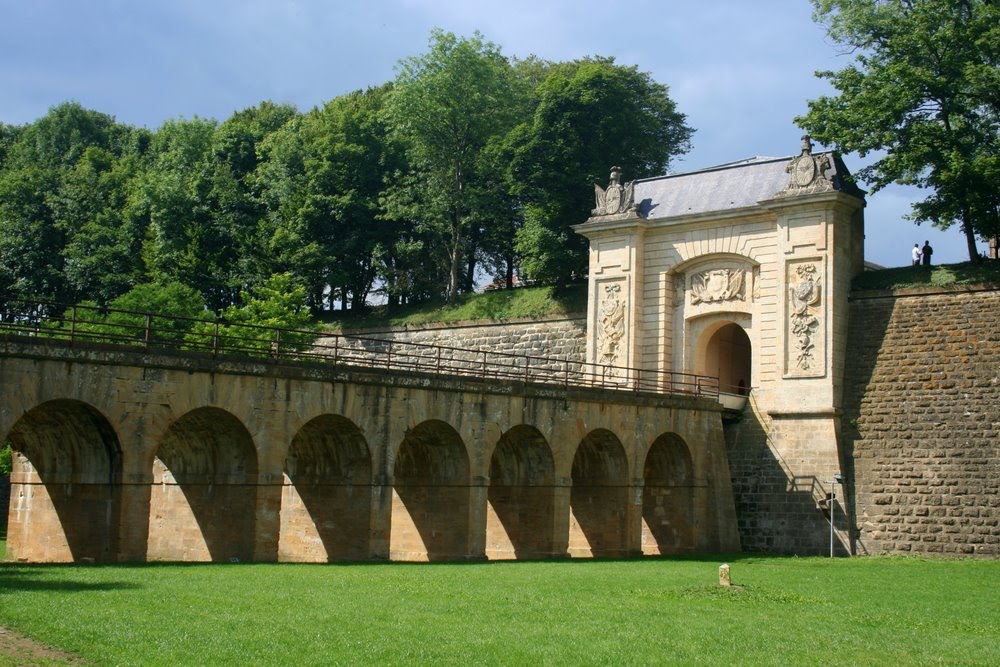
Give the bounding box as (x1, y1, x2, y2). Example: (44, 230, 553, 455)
(700, 321, 752, 395)
(147, 407, 258, 562)
(486, 425, 556, 560)
(4, 400, 122, 562)
(280, 414, 372, 562)
(641, 433, 695, 555)
(568, 429, 629, 557)
(390, 420, 470, 561)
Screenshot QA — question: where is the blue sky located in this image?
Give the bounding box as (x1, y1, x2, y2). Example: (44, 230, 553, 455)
(0, 0, 984, 266)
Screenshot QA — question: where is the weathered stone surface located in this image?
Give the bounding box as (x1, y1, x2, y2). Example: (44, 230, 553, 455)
(316, 317, 586, 374)
(844, 285, 1000, 557)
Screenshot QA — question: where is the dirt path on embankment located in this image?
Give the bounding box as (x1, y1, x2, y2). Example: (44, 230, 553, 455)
(0, 626, 90, 665)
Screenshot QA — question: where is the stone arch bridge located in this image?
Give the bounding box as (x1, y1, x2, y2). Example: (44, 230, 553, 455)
(1, 308, 739, 563)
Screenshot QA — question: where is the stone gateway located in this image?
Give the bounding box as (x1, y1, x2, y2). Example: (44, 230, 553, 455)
(575, 137, 866, 554)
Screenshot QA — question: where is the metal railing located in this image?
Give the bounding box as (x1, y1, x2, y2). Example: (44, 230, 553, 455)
(0, 300, 720, 399)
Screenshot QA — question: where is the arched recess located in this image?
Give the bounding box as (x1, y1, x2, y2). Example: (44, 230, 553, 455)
(147, 407, 258, 562)
(279, 415, 372, 562)
(486, 425, 556, 560)
(641, 433, 696, 555)
(568, 429, 629, 558)
(695, 319, 752, 395)
(390, 420, 470, 561)
(4, 400, 122, 562)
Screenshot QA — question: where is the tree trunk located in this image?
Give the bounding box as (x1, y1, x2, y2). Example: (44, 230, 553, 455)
(962, 212, 980, 262)
(447, 214, 461, 303)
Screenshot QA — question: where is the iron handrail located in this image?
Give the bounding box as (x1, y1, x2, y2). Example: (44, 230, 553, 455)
(0, 299, 720, 399)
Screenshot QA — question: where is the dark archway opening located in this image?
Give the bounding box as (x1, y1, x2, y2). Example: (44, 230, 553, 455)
(642, 433, 696, 555)
(486, 425, 556, 559)
(391, 420, 470, 561)
(704, 322, 752, 395)
(569, 429, 628, 557)
(4, 400, 122, 562)
(281, 415, 372, 561)
(147, 408, 258, 562)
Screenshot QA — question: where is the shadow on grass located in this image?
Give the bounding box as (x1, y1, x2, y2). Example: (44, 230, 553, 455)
(0, 565, 142, 594)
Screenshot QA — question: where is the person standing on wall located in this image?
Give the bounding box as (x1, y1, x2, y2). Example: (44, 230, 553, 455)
(912, 243, 921, 266)
(922, 240, 933, 266)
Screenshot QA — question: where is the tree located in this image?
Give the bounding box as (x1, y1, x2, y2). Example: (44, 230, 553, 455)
(383, 30, 524, 302)
(0, 103, 148, 305)
(60, 147, 150, 303)
(193, 273, 315, 355)
(507, 57, 693, 283)
(137, 117, 224, 305)
(61, 281, 209, 347)
(797, 0, 1000, 261)
(209, 102, 299, 300)
(0, 166, 64, 302)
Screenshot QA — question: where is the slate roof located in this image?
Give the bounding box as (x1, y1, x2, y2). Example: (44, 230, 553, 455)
(633, 153, 861, 221)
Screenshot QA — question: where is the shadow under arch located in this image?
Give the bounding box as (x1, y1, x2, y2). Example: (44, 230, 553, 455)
(568, 429, 628, 558)
(280, 414, 372, 562)
(641, 432, 696, 555)
(390, 420, 470, 561)
(486, 425, 556, 560)
(4, 399, 122, 562)
(147, 407, 257, 562)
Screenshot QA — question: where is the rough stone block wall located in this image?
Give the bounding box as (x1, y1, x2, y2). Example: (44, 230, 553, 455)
(316, 317, 586, 376)
(722, 406, 844, 555)
(844, 286, 1000, 557)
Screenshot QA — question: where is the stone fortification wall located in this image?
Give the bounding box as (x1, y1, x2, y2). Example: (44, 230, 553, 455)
(317, 316, 587, 372)
(844, 285, 1000, 557)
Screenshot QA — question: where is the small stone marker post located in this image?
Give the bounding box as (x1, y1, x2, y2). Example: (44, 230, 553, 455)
(719, 563, 732, 587)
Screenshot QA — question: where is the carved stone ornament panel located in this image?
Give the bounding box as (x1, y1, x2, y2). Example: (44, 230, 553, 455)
(690, 269, 745, 305)
(597, 282, 626, 370)
(593, 166, 636, 217)
(786, 261, 825, 376)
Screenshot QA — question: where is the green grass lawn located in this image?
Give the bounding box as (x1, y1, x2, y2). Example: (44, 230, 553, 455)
(0, 550, 997, 666)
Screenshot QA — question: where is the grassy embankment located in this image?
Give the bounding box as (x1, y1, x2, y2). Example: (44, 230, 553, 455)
(321, 283, 587, 331)
(853, 260, 1000, 291)
(0, 550, 997, 665)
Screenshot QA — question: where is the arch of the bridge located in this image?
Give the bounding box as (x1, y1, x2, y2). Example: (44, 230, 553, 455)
(390, 419, 471, 561)
(485, 424, 556, 559)
(640, 432, 696, 555)
(568, 428, 630, 558)
(279, 414, 372, 562)
(146, 407, 258, 563)
(3, 399, 122, 563)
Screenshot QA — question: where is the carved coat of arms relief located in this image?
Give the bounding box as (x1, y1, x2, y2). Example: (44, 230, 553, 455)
(598, 283, 626, 368)
(787, 263, 823, 373)
(690, 268, 745, 305)
(593, 166, 636, 217)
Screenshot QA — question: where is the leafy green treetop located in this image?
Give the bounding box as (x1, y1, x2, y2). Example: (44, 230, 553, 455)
(384, 30, 524, 302)
(797, 0, 999, 260)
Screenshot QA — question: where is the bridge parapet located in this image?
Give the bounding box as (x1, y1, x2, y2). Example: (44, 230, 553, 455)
(0, 300, 719, 400)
